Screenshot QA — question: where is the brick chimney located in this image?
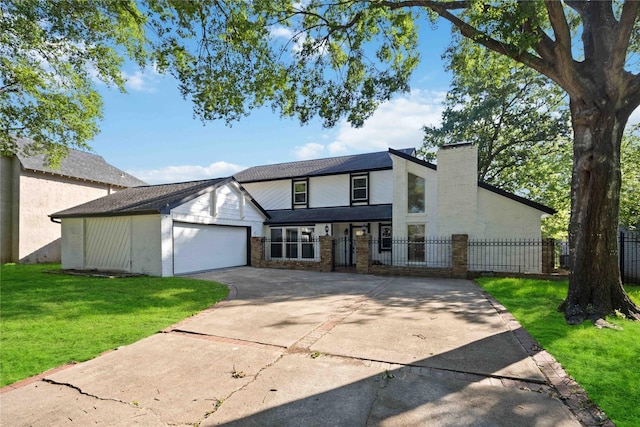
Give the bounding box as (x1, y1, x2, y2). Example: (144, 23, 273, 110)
(436, 143, 479, 236)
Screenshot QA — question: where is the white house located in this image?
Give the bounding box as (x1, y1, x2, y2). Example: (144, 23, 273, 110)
(51, 178, 267, 276)
(234, 143, 555, 268)
(52, 144, 555, 276)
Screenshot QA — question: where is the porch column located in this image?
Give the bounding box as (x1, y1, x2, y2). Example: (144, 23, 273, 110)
(356, 234, 371, 274)
(250, 237, 265, 267)
(542, 238, 555, 274)
(319, 236, 334, 272)
(451, 234, 468, 279)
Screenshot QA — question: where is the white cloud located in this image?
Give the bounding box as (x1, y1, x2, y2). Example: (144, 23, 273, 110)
(124, 68, 160, 93)
(293, 142, 325, 160)
(324, 89, 445, 155)
(128, 161, 246, 185)
(270, 25, 294, 39)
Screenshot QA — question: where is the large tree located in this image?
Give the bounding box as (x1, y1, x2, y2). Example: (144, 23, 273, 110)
(0, 0, 147, 166)
(146, 0, 640, 323)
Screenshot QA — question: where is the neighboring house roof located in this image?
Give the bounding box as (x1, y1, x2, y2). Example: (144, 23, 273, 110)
(10, 137, 146, 188)
(266, 205, 392, 225)
(388, 148, 557, 215)
(234, 148, 416, 183)
(50, 177, 269, 219)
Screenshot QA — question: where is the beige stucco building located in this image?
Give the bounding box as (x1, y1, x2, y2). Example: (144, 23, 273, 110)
(0, 138, 145, 264)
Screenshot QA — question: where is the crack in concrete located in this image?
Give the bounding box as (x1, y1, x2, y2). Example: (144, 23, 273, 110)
(41, 378, 139, 407)
(196, 351, 287, 425)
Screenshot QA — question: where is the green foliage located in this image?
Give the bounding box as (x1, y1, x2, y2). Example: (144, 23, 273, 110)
(418, 40, 573, 238)
(146, 0, 420, 128)
(0, 263, 229, 387)
(620, 125, 640, 230)
(0, 0, 147, 166)
(477, 277, 640, 427)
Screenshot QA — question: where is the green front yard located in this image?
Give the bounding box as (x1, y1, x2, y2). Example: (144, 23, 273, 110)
(2, 264, 639, 427)
(477, 277, 640, 427)
(0, 264, 229, 387)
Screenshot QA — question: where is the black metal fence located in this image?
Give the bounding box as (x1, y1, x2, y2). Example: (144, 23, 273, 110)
(467, 239, 544, 274)
(554, 232, 639, 285)
(620, 231, 639, 285)
(263, 238, 321, 261)
(368, 237, 452, 268)
(334, 236, 356, 269)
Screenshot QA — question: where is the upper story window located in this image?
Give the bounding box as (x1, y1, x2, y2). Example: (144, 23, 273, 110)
(408, 173, 425, 213)
(293, 179, 308, 207)
(351, 173, 368, 204)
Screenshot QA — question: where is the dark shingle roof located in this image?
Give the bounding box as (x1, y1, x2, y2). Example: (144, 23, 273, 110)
(234, 148, 415, 183)
(11, 137, 146, 188)
(265, 205, 392, 225)
(51, 178, 237, 218)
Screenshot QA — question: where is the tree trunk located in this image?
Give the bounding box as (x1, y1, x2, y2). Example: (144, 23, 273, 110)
(560, 100, 640, 324)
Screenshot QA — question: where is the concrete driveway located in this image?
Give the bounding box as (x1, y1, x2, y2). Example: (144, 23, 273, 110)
(1, 268, 590, 426)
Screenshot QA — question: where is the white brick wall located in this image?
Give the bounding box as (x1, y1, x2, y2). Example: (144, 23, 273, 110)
(437, 144, 479, 236)
(132, 215, 163, 276)
(61, 218, 84, 270)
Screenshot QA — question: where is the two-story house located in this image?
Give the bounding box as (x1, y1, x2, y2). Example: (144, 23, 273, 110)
(234, 143, 555, 266)
(51, 143, 555, 276)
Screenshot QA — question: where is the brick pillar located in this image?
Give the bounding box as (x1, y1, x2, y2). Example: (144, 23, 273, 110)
(542, 238, 555, 274)
(319, 236, 334, 272)
(356, 234, 371, 274)
(451, 234, 468, 279)
(250, 237, 264, 268)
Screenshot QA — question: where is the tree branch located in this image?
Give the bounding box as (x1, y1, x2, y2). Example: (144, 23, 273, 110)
(612, 0, 639, 72)
(380, 1, 559, 83)
(544, 0, 572, 59)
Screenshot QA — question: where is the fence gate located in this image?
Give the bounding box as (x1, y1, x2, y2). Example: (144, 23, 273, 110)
(333, 236, 356, 270)
(620, 231, 640, 285)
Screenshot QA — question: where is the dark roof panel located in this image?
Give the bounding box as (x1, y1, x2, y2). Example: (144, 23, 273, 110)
(12, 137, 146, 187)
(234, 148, 415, 183)
(51, 178, 230, 218)
(265, 205, 392, 225)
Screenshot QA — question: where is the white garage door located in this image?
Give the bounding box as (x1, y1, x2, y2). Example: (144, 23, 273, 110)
(173, 223, 248, 275)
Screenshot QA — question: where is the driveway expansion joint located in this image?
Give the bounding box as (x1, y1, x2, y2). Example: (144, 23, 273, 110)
(167, 329, 287, 351)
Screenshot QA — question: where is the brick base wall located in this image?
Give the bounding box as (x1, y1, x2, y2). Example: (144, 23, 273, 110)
(252, 234, 561, 281)
(369, 265, 453, 278)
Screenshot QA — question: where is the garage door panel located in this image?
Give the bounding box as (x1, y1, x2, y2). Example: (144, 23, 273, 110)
(173, 224, 247, 274)
(85, 217, 131, 271)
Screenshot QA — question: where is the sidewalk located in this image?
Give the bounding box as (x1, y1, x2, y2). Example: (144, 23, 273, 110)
(1, 268, 598, 426)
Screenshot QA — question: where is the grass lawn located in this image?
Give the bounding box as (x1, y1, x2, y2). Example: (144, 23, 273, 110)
(476, 277, 640, 427)
(0, 263, 229, 387)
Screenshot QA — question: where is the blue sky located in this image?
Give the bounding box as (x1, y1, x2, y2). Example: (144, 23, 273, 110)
(89, 23, 455, 184)
(86, 19, 639, 185)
